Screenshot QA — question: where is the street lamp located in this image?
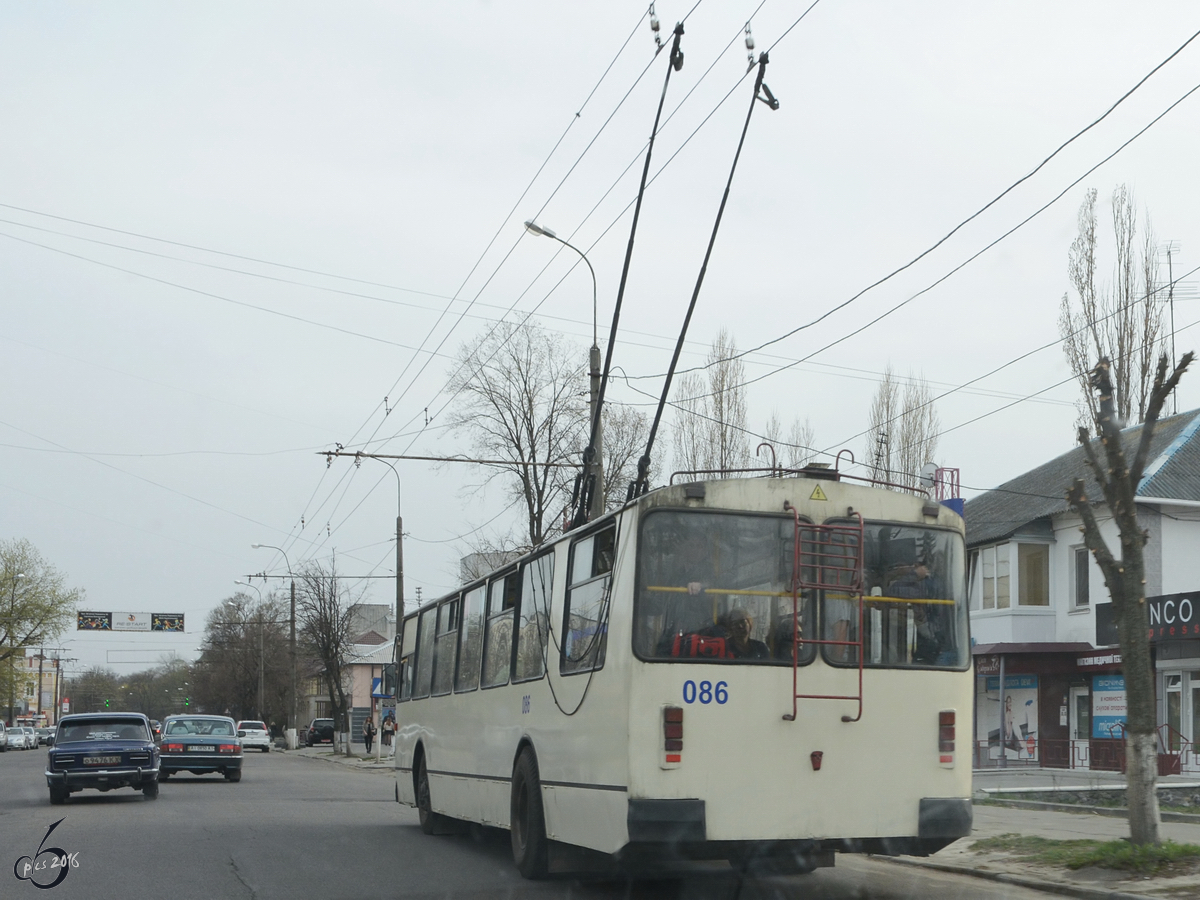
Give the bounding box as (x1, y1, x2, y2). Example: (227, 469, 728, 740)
(7, 571, 23, 726)
(251, 545, 297, 748)
(235, 580, 266, 721)
(524, 220, 604, 521)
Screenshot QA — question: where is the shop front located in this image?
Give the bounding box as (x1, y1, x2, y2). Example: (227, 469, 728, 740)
(1151, 591, 1200, 771)
(973, 642, 1123, 770)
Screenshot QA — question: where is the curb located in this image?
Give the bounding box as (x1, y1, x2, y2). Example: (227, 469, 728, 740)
(284, 749, 396, 770)
(884, 855, 1159, 900)
(980, 798, 1200, 824)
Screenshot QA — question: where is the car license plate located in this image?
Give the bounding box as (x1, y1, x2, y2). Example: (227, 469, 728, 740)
(84, 756, 120, 766)
(187, 745, 210, 752)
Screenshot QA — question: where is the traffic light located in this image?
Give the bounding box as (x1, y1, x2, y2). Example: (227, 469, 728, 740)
(104, 698, 110, 708)
(184, 697, 190, 707)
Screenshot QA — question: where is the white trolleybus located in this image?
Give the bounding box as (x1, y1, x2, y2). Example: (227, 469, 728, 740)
(393, 468, 972, 878)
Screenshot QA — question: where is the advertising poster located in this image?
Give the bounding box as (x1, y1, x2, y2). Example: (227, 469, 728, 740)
(152, 613, 185, 632)
(76, 612, 112, 631)
(1092, 674, 1127, 739)
(112, 612, 152, 632)
(978, 674, 1039, 761)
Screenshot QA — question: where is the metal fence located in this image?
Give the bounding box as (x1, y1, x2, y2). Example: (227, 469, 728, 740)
(973, 727, 1199, 775)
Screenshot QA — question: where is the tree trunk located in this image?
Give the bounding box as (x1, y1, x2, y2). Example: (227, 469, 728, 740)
(1126, 731, 1162, 844)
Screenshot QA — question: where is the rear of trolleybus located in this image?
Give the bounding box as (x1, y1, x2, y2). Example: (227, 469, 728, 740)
(392, 472, 972, 878)
(625, 474, 972, 874)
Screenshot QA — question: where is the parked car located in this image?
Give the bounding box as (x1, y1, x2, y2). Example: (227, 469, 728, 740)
(305, 718, 334, 747)
(236, 720, 271, 752)
(35, 727, 55, 746)
(44, 713, 160, 803)
(0, 722, 7, 751)
(15, 726, 38, 749)
(159, 715, 244, 781)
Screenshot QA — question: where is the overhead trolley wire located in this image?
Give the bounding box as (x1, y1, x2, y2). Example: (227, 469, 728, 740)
(376, 10, 787, 456)
(666, 73, 1200, 409)
(279, 8, 658, 565)
(647, 20, 1200, 384)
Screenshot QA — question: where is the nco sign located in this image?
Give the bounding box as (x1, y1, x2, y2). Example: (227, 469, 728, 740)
(1148, 592, 1200, 641)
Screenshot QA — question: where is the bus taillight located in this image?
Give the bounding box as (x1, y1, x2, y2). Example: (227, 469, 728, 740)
(663, 706, 683, 765)
(938, 710, 955, 765)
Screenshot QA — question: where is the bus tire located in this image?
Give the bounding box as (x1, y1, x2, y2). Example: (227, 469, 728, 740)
(510, 748, 549, 879)
(416, 754, 447, 835)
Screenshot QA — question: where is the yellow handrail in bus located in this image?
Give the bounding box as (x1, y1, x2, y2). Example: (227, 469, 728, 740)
(648, 586, 954, 605)
(646, 586, 792, 597)
(828, 593, 955, 606)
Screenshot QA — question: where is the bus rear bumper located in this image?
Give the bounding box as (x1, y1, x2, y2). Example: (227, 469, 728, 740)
(623, 796, 972, 866)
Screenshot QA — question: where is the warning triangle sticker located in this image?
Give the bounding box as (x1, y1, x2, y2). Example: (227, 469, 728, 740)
(809, 484, 828, 501)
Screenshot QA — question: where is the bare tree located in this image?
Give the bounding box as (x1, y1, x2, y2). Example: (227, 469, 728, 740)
(1066, 352, 1192, 846)
(193, 592, 290, 723)
(446, 322, 587, 549)
(671, 329, 752, 475)
(295, 560, 356, 739)
(1059, 186, 1165, 428)
(764, 411, 816, 470)
(600, 404, 648, 511)
(865, 366, 939, 490)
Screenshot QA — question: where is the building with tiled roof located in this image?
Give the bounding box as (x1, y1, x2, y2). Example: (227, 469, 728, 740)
(962, 409, 1200, 772)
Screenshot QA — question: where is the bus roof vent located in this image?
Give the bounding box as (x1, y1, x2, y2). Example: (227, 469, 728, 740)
(799, 464, 839, 481)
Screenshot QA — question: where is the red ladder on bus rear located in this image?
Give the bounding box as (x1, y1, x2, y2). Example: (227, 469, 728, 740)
(781, 501, 865, 723)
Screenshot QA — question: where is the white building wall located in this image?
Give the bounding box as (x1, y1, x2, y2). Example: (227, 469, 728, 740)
(1157, 505, 1200, 595)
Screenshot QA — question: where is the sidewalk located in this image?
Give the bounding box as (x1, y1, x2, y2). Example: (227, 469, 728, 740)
(282, 743, 397, 771)
(890, 768, 1200, 900)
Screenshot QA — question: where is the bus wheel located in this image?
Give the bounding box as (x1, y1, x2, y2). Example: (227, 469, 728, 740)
(510, 748, 548, 879)
(416, 755, 446, 835)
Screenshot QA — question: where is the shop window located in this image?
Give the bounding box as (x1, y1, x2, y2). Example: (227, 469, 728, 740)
(1018, 544, 1050, 606)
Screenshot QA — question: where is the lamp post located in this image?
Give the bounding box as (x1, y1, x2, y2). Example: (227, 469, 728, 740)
(235, 580, 266, 722)
(7, 571, 23, 726)
(524, 220, 604, 521)
(251, 545, 296, 749)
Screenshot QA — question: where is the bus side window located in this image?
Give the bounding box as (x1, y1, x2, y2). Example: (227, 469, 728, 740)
(398, 614, 418, 701)
(413, 607, 436, 700)
(482, 571, 519, 688)
(562, 525, 614, 675)
(432, 597, 461, 696)
(514, 552, 553, 682)
(455, 586, 486, 692)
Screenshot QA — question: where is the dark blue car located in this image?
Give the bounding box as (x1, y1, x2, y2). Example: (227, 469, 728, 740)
(45, 713, 160, 803)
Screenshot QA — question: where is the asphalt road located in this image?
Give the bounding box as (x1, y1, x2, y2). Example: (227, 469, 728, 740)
(0, 746, 1053, 900)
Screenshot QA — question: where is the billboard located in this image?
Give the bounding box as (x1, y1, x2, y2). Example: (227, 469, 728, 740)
(77, 612, 112, 631)
(76, 612, 185, 632)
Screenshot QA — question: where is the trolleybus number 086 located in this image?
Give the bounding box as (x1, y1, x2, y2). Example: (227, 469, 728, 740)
(682, 680, 728, 705)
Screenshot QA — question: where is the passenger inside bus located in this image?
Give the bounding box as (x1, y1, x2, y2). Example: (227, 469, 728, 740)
(722, 608, 769, 659)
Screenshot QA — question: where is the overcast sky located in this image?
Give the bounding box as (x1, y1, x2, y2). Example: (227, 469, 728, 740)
(3, 2, 1200, 679)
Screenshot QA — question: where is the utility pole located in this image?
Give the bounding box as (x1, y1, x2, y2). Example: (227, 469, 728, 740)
(251, 545, 297, 748)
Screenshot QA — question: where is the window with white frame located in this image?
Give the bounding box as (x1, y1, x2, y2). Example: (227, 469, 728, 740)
(1072, 545, 1090, 607)
(980, 544, 1010, 609)
(1018, 543, 1050, 606)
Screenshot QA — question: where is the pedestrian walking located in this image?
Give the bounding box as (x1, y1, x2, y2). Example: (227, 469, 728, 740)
(362, 716, 376, 753)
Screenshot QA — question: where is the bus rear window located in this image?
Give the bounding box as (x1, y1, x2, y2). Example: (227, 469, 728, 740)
(634, 511, 815, 665)
(822, 522, 968, 670)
